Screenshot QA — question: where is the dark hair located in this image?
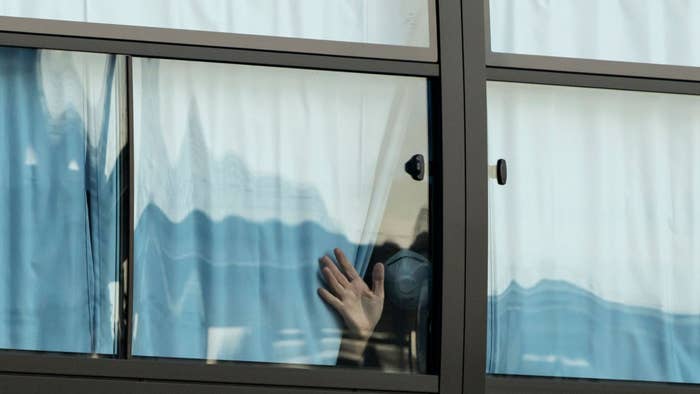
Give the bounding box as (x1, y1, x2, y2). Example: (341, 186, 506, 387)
(409, 231, 430, 258)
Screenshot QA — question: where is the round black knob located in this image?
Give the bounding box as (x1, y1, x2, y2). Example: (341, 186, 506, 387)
(405, 154, 425, 181)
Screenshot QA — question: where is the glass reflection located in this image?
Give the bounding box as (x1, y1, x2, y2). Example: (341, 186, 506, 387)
(132, 57, 431, 372)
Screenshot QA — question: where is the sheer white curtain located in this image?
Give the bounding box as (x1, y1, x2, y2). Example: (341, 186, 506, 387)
(0, 0, 430, 47)
(490, 0, 700, 67)
(132, 58, 426, 364)
(487, 82, 700, 383)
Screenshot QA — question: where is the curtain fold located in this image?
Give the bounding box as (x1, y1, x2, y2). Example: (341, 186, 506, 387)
(0, 47, 123, 354)
(131, 58, 425, 364)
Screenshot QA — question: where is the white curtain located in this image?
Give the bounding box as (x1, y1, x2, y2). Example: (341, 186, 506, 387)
(490, 0, 700, 67)
(0, 0, 430, 47)
(487, 81, 700, 383)
(132, 58, 426, 364)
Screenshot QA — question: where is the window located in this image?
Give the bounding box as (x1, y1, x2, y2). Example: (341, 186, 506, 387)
(0, 46, 126, 354)
(489, 0, 700, 68)
(131, 58, 433, 372)
(0, 0, 436, 61)
(0, 1, 471, 393)
(484, 0, 700, 391)
(487, 81, 700, 384)
(0, 47, 437, 372)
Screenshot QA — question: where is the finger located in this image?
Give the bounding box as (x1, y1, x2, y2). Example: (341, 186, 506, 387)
(321, 267, 345, 296)
(320, 256, 350, 287)
(334, 248, 359, 280)
(318, 287, 343, 310)
(372, 263, 385, 299)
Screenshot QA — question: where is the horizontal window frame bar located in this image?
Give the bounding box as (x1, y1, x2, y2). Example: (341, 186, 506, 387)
(486, 375, 700, 394)
(0, 372, 407, 394)
(0, 352, 438, 393)
(0, 9, 438, 63)
(0, 32, 439, 78)
(486, 67, 700, 96)
(487, 52, 700, 84)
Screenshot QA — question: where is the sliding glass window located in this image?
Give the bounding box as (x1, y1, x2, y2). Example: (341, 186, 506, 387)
(0, 46, 126, 355)
(486, 81, 700, 384)
(131, 58, 434, 372)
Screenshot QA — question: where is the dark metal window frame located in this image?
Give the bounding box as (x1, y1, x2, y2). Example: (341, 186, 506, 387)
(482, 1, 700, 393)
(0, 1, 476, 394)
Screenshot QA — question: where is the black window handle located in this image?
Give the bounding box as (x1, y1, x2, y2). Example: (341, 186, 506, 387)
(405, 154, 425, 181)
(496, 158, 507, 185)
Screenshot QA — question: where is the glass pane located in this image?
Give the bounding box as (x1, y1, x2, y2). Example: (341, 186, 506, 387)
(490, 0, 700, 67)
(0, 46, 125, 354)
(487, 81, 700, 384)
(1, 0, 431, 48)
(132, 58, 433, 372)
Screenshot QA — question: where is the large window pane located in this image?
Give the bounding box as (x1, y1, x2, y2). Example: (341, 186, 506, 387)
(0, 47, 125, 354)
(132, 58, 433, 372)
(487, 81, 700, 384)
(490, 0, 700, 67)
(0, 0, 431, 48)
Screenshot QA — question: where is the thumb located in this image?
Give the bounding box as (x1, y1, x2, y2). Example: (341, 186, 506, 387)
(372, 263, 385, 299)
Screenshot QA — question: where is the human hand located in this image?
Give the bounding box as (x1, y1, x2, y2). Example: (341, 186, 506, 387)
(318, 248, 385, 341)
